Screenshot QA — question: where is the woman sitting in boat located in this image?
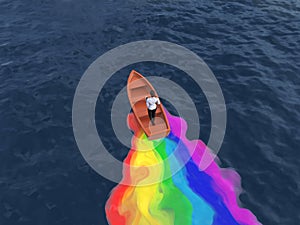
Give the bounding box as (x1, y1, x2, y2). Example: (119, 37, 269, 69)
(146, 90, 160, 125)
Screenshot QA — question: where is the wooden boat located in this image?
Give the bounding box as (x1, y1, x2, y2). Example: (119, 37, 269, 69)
(127, 70, 170, 140)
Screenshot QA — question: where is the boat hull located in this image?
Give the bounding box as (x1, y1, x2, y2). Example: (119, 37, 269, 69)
(127, 70, 170, 140)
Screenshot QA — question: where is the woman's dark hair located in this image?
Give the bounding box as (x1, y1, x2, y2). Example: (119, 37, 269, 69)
(150, 90, 155, 97)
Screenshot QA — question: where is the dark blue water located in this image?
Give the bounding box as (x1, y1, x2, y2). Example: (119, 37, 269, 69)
(1, 0, 300, 224)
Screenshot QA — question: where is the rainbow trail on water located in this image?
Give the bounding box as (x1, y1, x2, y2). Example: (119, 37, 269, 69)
(105, 110, 261, 225)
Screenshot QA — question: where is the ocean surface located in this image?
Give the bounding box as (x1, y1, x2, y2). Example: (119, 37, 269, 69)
(1, 0, 300, 225)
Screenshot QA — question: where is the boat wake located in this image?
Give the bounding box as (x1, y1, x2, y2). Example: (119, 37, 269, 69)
(105, 110, 261, 225)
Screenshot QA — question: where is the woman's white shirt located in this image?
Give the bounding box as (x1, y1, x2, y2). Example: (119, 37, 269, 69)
(146, 97, 160, 110)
